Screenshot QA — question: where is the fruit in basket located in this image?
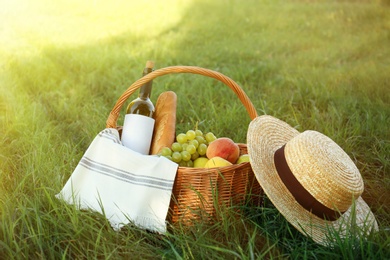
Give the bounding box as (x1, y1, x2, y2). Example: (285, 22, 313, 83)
(204, 157, 233, 168)
(186, 130, 196, 140)
(171, 142, 182, 152)
(160, 147, 172, 157)
(159, 129, 219, 167)
(186, 144, 197, 154)
(236, 154, 250, 164)
(206, 137, 240, 164)
(197, 143, 207, 155)
(205, 132, 217, 143)
(193, 157, 209, 168)
(176, 133, 187, 144)
(171, 152, 182, 163)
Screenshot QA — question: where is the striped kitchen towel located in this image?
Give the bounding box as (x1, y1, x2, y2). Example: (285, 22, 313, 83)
(56, 128, 178, 233)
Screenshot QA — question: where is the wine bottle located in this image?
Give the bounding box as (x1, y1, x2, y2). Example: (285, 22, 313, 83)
(121, 61, 155, 154)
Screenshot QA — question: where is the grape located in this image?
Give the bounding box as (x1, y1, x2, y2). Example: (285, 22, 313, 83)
(181, 143, 188, 151)
(177, 133, 187, 144)
(186, 160, 194, 167)
(205, 132, 217, 143)
(195, 129, 203, 136)
(172, 152, 182, 163)
(160, 147, 172, 157)
(186, 144, 196, 154)
(189, 139, 199, 148)
(197, 143, 207, 156)
(186, 130, 196, 140)
(166, 127, 219, 167)
(191, 151, 199, 161)
(171, 142, 182, 152)
(181, 151, 191, 161)
(179, 160, 187, 167)
(195, 135, 206, 144)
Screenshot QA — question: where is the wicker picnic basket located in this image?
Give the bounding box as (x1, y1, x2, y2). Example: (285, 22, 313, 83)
(106, 66, 263, 223)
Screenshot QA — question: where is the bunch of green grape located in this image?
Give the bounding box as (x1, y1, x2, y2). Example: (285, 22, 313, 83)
(160, 129, 217, 167)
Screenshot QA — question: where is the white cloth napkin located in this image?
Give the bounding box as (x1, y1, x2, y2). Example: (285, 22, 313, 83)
(56, 128, 178, 233)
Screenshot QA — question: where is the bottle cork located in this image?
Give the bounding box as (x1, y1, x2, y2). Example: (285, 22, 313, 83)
(145, 60, 155, 69)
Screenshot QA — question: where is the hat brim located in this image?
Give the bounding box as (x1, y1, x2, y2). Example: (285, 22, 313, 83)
(247, 115, 378, 245)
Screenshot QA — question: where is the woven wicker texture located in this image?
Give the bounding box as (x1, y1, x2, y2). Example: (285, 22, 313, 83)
(107, 66, 263, 223)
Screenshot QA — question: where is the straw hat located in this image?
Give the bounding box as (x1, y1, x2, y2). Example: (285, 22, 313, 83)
(247, 115, 378, 245)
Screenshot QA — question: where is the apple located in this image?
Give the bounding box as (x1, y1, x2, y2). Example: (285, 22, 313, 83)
(193, 157, 209, 168)
(204, 157, 233, 168)
(236, 154, 250, 164)
(206, 137, 240, 164)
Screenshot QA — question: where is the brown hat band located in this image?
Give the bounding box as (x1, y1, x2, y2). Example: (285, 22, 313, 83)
(274, 145, 343, 221)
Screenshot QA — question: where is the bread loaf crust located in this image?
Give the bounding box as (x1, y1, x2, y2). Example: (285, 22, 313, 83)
(150, 91, 177, 154)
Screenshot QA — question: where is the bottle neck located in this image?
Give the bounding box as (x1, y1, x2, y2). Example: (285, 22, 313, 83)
(138, 67, 153, 100)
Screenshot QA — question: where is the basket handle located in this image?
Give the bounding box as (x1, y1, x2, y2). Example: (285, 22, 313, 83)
(106, 66, 258, 128)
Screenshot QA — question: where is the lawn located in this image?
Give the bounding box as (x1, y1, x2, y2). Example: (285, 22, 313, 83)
(1, 0, 389, 258)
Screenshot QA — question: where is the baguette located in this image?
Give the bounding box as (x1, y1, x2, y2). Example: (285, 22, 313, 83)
(150, 91, 177, 155)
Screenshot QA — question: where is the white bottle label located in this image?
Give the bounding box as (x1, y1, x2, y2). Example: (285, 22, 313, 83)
(121, 114, 155, 155)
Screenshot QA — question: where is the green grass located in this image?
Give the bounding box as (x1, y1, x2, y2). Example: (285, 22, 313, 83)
(1, 0, 389, 258)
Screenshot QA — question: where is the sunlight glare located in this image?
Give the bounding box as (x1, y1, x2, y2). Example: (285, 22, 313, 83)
(0, 0, 190, 55)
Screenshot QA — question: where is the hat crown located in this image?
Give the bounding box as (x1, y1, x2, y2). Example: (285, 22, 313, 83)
(284, 131, 364, 213)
